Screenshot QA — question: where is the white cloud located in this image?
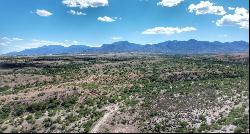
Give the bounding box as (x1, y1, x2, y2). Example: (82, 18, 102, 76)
(111, 37, 122, 40)
(68, 10, 86, 16)
(0, 40, 11, 46)
(97, 16, 116, 22)
(12, 38, 24, 41)
(0, 37, 24, 47)
(113, 17, 122, 20)
(0, 39, 81, 54)
(30, 40, 65, 47)
(219, 34, 228, 38)
(157, 0, 184, 7)
(188, 1, 226, 15)
(2, 37, 11, 41)
(36, 9, 53, 17)
(72, 40, 79, 44)
(228, 7, 235, 11)
(62, 0, 108, 9)
(2, 37, 23, 42)
(0, 43, 8, 46)
(24, 39, 80, 48)
(216, 7, 249, 29)
(142, 27, 197, 35)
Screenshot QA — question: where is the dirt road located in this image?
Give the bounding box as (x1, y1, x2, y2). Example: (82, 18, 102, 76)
(90, 104, 119, 133)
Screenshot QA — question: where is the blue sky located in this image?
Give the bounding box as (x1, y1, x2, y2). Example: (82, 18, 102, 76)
(0, 0, 249, 54)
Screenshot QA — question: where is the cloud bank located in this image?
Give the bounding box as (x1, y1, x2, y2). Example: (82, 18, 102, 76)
(216, 7, 249, 29)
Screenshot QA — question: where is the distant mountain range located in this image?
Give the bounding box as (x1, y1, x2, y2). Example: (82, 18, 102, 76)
(4, 39, 249, 56)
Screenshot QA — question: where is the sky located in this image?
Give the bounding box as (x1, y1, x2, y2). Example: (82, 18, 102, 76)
(0, 0, 249, 54)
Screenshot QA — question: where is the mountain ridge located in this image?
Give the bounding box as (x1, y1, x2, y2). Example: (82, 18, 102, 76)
(3, 39, 249, 56)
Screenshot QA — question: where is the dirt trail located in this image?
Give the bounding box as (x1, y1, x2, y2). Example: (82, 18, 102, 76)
(90, 104, 119, 133)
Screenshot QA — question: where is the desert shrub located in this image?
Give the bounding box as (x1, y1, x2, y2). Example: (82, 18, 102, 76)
(108, 96, 119, 103)
(82, 83, 98, 89)
(233, 117, 249, 130)
(210, 123, 221, 130)
(48, 110, 57, 117)
(54, 117, 61, 124)
(11, 128, 18, 133)
(199, 115, 206, 122)
(43, 118, 53, 128)
(125, 99, 138, 107)
(79, 107, 91, 117)
(0, 105, 10, 119)
(175, 121, 189, 133)
(14, 104, 26, 116)
(198, 122, 210, 132)
(26, 115, 35, 124)
(154, 123, 162, 132)
(37, 92, 45, 97)
(84, 97, 95, 106)
(149, 111, 157, 117)
(82, 120, 94, 133)
(35, 111, 43, 119)
(26, 102, 47, 113)
(0, 86, 10, 93)
(234, 127, 244, 133)
(66, 113, 78, 123)
(62, 96, 78, 108)
(90, 110, 103, 120)
(47, 99, 60, 109)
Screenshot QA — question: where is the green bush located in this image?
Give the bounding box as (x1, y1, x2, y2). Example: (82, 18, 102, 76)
(26, 115, 35, 124)
(234, 127, 244, 133)
(198, 122, 210, 132)
(66, 113, 78, 123)
(62, 96, 78, 108)
(82, 120, 94, 133)
(0, 105, 10, 119)
(14, 104, 26, 116)
(43, 118, 53, 128)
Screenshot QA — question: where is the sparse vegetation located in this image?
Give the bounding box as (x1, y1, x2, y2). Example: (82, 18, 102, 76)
(0, 54, 248, 133)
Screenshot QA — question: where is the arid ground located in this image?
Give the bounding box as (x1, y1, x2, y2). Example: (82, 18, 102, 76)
(0, 53, 249, 133)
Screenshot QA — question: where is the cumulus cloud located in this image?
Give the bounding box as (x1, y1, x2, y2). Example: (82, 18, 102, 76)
(188, 1, 226, 15)
(142, 27, 197, 35)
(68, 10, 86, 15)
(157, 0, 184, 7)
(97, 16, 116, 22)
(36, 9, 53, 17)
(216, 7, 249, 29)
(62, 0, 108, 8)
(111, 37, 122, 40)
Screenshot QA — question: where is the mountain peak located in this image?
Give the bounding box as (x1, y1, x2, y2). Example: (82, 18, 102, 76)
(188, 39, 198, 42)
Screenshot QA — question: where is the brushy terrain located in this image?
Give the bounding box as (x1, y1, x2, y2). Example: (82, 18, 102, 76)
(0, 53, 249, 133)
